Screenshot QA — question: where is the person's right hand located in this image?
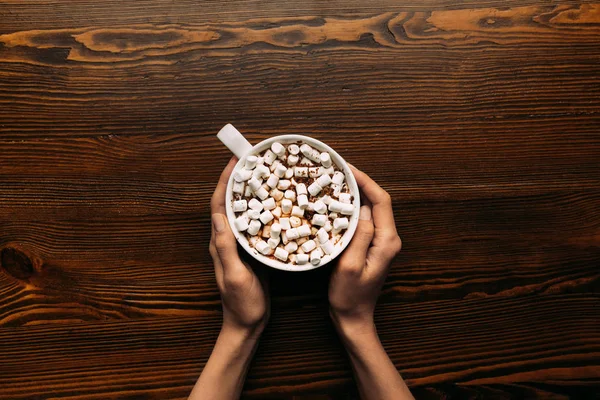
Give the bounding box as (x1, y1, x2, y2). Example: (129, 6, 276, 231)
(328, 166, 402, 336)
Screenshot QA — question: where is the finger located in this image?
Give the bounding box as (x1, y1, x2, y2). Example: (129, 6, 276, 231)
(212, 213, 247, 278)
(338, 205, 374, 274)
(211, 157, 238, 215)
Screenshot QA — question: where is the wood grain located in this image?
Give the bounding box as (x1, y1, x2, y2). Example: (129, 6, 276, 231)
(1, 0, 599, 398)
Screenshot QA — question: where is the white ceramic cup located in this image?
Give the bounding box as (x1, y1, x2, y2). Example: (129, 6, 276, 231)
(217, 124, 360, 272)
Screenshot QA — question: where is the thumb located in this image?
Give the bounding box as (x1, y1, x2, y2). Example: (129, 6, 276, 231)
(212, 213, 245, 275)
(338, 206, 374, 272)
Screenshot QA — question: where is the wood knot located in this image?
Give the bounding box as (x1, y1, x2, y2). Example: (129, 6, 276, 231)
(1, 247, 34, 280)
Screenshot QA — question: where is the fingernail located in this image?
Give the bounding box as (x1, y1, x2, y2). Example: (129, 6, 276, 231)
(212, 214, 226, 232)
(359, 205, 372, 221)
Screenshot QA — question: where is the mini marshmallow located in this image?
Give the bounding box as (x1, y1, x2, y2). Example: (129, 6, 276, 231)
(263, 149, 277, 165)
(313, 200, 327, 214)
(284, 190, 296, 201)
(291, 205, 305, 217)
(311, 214, 328, 226)
(339, 193, 352, 204)
(285, 168, 294, 179)
(248, 177, 263, 192)
(300, 144, 321, 163)
(256, 240, 272, 255)
(281, 199, 293, 214)
(269, 160, 281, 172)
(288, 144, 300, 155)
(332, 171, 345, 185)
(308, 182, 322, 196)
(271, 142, 286, 157)
(274, 164, 287, 178)
(284, 241, 298, 253)
(253, 165, 270, 179)
(287, 154, 299, 166)
(321, 195, 332, 205)
(272, 206, 282, 218)
(296, 236, 309, 245)
(261, 225, 271, 238)
(267, 236, 280, 249)
(340, 203, 355, 215)
(317, 174, 332, 187)
(289, 216, 302, 228)
(248, 198, 264, 211)
(316, 228, 329, 244)
(296, 183, 308, 196)
(322, 166, 335, 176)
(247, 220, 261, 236)
(328, 200, 344, 213)
(309, 167, 321, 178)
(233, 181, 246, 196)
(266, 174, 279, 188)
(333, 217, 349, 230)
(277, 180, 291, 190)
(297, 224, 311, 237)
(301, 240, 317, 253)
(329, 212, 338, 219)
(332, 184, 343, 197)
(286, 228, 300, 240)
(274, 247, 289, 261)
(297, 194, 309, 209)
(320, 240, 335, 255)
(256, 156, 265, 165)
(271, 188, 284, 201)
(324, 220, 333, 232)
(310, 248, 323, 265)
(247, 209, 261, 220)
(233, 200, 247, 212)
(279, 217, 291, 230)
(300, 157, 314, 166)
(296, 254, 309, 265)
(244, 155, 258, 170)
(244, 185, 253, 197)
(262, 197, 276, 210)
(249, 236, 260, 247)
(233, 168, 252, 182)
(259, 210, 274, 224)
(320, 152, 332, 168)
(281, 230, 289, 244)
(234, 216, 249, 231)
(294, 167, 309, 177)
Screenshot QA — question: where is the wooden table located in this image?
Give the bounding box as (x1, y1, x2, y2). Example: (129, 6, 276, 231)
(1, 1, 599, 399)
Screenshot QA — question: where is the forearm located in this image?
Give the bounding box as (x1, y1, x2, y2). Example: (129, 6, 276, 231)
(189, 327, 260, 400)
(337, 322, 413, 400)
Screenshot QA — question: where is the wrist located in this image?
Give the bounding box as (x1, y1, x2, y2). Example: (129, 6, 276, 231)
(330, 311, 377, 344)
(221, 321, 264, 343)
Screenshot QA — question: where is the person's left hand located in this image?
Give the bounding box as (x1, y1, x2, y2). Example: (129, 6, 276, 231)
(210, 157, 270, 337)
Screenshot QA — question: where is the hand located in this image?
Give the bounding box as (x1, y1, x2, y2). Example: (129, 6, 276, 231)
(210, 157, 270, 337)
(329, 165, 402, 336)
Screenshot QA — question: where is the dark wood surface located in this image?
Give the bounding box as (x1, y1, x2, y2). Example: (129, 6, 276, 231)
(1, 1, 599, 399)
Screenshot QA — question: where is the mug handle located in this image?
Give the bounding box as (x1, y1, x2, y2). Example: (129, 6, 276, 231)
(217, 124, 253, 159)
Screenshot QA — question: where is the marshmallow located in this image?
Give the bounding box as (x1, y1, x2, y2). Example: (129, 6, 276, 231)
(310, 248, 323, 265)
(233, 181, 245, 194)
(297, 194, 309, 209)
(248, 198, 264, 211)
(234, 215, 249, 231)
(339, 193, 352, 204)
(274, 164, 287, 178)
(262, 197, 276, 210)
(284, 241, 298, 253)
(287, 154, 299, 166)
(247, 209, 261, 220)
(300, 239, 317, 253)
(309, 167, 321, 178)
(274, 247, 289, 261)
(271, 142, 286, 157)
(281, 230, 289, 244)
(297, 224, 311, 237)
(340, 203, 355, 215)
(249, 236, 260, 247)
(248, 177, 263, 192)
(256, 240, 272, 255)
(284, 190, 296, 201)
(316, 228, 329, 244)
(300, 157, 314, 166)
(288, 144, 300, 155)
(259, 210, 274, 224)
(332, 171, 345, 185)
(266, 174, 279, 188)
(311, 214, 328, 226)
(321, 195, 332, 205)
(320, 152, 332, 168)
(263, 149, 277, 165)
(320, 240, 335, 255)
(270, 223, 281, 238)
(233, 168, 252, 182)
(332, 184, 343, 197)
(307, 202, 314, 212)
(261, 225, 271, 238)
(322, 166, 335, 176)
(267, 236, 280, 249)
(244, 185, 253, 197)
(244, 155, 258, 170)
(328, 200, 344, 213)
(277, 179, 291, 190)
(284, 167, 294, 179)
(253, 165, 270, 179)
(296, 254, 309, 265)
(256, 156, 265, 165)
(333, 217, 349, 230)
(324, 220, 333, 232)
(289, 216, 302, 228)
(247, 220, 261, 236)
(296, 183, 308, 196)
(281, 199, 293, 214)
(296, 236, 309, 245)
(286, 228, 299, 240)
(271, 188, 284, 201)
(294, 167, 309, 178)
(317, 174, 332, 187)
(269, 160, 281, 172)
(313, 200, 327, 214)
(308, 182, 322, 196)
(233, 200, 247, 212)
(279, 217, 291, 230)
(272, 206, 282, 218)
(291, 205, 305, 217)
(300, 144, 321, 163)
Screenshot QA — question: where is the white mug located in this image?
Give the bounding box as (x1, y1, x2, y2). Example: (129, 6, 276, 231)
(217, 124, 360, 271)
